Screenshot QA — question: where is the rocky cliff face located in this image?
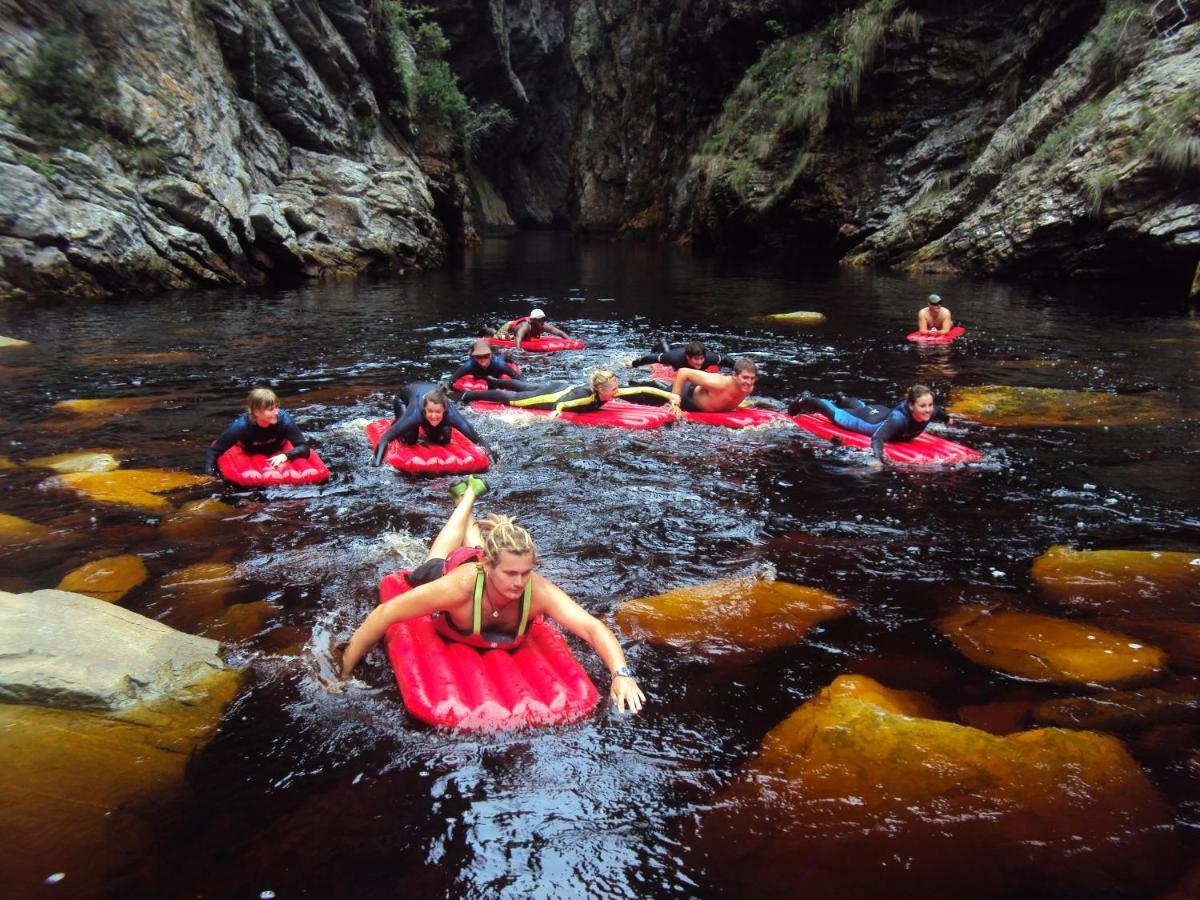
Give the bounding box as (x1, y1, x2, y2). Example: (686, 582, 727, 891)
(0, 0, 1195, 300)
(0, 0, 444, 300)
(445, 0, 1199, 292)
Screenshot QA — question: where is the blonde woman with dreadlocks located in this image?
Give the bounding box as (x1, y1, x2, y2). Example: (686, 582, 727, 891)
(338, 476, 646, 713)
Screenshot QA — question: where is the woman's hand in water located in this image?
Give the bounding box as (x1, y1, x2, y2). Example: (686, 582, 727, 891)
(668, 394, 683, 420)
(610, 674, 645, 714)
(267, 452, 288, 468)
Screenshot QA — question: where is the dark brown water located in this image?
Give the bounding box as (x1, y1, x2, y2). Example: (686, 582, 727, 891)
(2, 233, 1199, 898)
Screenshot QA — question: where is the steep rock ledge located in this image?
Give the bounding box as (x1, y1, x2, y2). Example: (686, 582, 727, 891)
(0, 0, 445, 300)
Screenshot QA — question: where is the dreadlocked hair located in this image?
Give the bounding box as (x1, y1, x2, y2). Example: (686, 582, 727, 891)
(478, 513, 538, 563)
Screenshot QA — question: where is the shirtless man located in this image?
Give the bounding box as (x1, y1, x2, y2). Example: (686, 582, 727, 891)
(917, 294, 954, 334)
(670, 357, 757, 413)
(337, 480, 645, 713)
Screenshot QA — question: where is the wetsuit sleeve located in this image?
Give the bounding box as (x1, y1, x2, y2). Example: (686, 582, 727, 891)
(614, 386, 677, 407)
(870, 413, 909, 459)
(371, 403, 423, 464)
(661, 348, 688, 368)
(554, 392, 602, 414)
(491, 359, 522, 379)
(205, 419, 247, 474)
(449, 362, 474, 383)
(714, 354, 738, 369)
(629, 353, 663, 367)
(279, 412, 310, 460)
(443, 404, 486, 447)
(931, 405, 951, 424)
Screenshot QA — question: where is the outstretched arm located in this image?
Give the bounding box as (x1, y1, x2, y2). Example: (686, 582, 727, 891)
(205, 419, 246, 475)
(536, 576, 645, 713)
(340, 569, 470, 677)
(543, 323, 570, 338)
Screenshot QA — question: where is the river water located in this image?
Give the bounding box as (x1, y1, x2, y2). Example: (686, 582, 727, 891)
(2, 233, 1199, 898)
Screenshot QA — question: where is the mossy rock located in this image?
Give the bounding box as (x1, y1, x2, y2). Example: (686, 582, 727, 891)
(26, 450, 120, 473)
(0, 512, 54, 548)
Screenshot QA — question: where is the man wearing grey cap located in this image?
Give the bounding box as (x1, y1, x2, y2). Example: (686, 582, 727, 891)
(918, 294, 954, 335)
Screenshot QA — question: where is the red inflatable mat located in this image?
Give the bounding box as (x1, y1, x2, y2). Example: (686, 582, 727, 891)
(365, 419, 489, 474)
(216, 442, 329, 486)
(452, 371, 519, 392)
(682, 408, 791, 429)
(906, 326, 966, 344)
(469, 398, 675, 429)
(486, 336, 585, 352)
(790, 413, 980, 465)
(648, 363, 718, 382)
(379, 571, 600, 730)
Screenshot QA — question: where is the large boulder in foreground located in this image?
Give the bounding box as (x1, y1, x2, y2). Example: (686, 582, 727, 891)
(0, 589, 228, 711)
(1032, 545, 1200, 619)
(614, 575, 853, 657)
(936, 605, 1166, 687)
(0, 589, 242, 895)
(694, 675, 1180, 898)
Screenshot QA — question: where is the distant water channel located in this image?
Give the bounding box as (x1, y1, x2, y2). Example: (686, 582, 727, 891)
(2, 233, 1199, 897)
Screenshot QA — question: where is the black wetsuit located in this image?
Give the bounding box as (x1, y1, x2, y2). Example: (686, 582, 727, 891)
(793, 395, 950, 457)
(631, 340, 736, 371)
(372, 382, 490, 465)
(461, 378, 676, 414)
(449, 355, 521, 384)
(205, 409, 309, 474)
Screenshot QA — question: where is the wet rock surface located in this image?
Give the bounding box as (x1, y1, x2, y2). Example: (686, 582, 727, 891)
(615, 574, 853, 657)
(936, 604, 1166, 686)
(1032, 545, 1200, 619)
(949, 385, 1174, 426)
(56, 554, 149, 603)
(694, 674, 1181, 898)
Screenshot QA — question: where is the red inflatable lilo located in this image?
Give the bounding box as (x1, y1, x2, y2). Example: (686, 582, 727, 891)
(469, 398, 675, 429)
(486, 336, 586, 352)
(365, 419, 490, 474)
(216, 442, 330, 486)
(790, 413, 980, 465)
(648, 363, 719, 382)
(379, 571, 600, 730)
(682, 408, 791, 429)
(906, 326, 966, 344)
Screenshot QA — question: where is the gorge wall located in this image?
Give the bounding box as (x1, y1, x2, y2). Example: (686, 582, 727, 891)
(0, 0, 1196, 300)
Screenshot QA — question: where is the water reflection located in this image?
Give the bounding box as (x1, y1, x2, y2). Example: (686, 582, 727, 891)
(1, 233, 1198, 897)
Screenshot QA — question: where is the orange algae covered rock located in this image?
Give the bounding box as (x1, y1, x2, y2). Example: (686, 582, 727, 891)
(158, 498, 240, 542)
(1032, 545, 1200, 619)
(202, 600, 279, 643)
(0, 669, 241, 895)
(936, 605, 1166, 686)
(614, 575, 853, 656)
(0, 512, 53, 547)
(47, 469, 209, 512)
(54, 396, 173, 417)
(694, 674, 1180, 898)
(1094, 619, 1200, 672)
(143, 562, 241, 633)
(57, 554, 149, 603)
(949, 385, 1171, 426)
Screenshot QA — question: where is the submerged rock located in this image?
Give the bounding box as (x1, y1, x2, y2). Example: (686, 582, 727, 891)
(694, 674, 1180, 897)
(1033, 689, 1200, 731)
(54, 396, 177, 417)
(936, 605, 1165, 687)
(203, 599, 279, 643)
(76, 351, 202, 367)
(158, 498, 241, 542)
(1094, 619, 1200, 673)
(755, 311, 827, 324)
(1032, 545, 1200, 619)
(949, 385, 1173, 426)
(614, 575, 853, 657)
(0, 455, 16, 470)
(46, 468, 209, 513)
(143, 561, 241, 632)
(26, 449, 120, 473)
(0, 512, 53, 547)
(56, 555, 149, 604)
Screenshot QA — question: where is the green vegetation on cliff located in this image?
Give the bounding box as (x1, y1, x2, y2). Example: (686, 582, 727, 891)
(694, 0, 911, 205)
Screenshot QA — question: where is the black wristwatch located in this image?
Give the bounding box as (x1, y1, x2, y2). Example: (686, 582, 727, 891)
(612, 665, 634, 679)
